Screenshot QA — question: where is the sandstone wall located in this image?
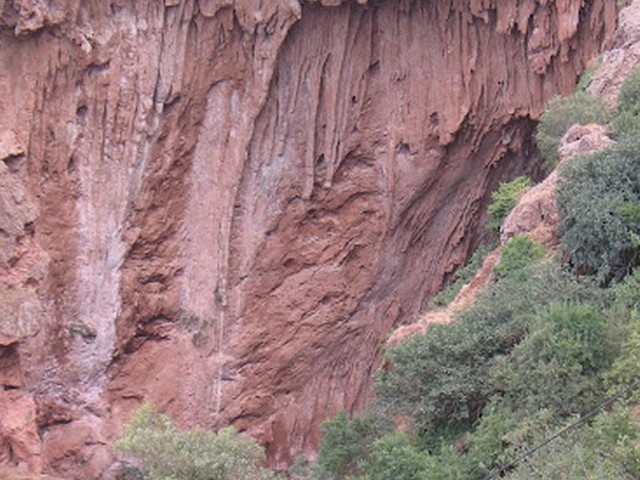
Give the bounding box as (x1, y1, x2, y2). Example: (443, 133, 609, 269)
(0, 0, 616, 477)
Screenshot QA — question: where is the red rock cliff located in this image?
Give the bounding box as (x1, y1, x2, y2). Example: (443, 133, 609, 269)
(0, 0, 616, 477)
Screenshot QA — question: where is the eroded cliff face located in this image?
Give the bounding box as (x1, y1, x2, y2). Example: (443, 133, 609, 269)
(0, 0, 616, 477)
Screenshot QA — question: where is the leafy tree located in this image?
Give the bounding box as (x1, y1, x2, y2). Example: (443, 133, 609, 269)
(492, 303, 614, 418)
(507, 406, 640, 479)
(557, 137, 640, 282)
(585, 405, 640, 478)
(116, 404, 279, 480)
(365, 433, 467, 480)
(605, 317, 640, 402)
(463, 403, 524, 478)
(366, 433, 432, 480)
(314, 410, 391, 479)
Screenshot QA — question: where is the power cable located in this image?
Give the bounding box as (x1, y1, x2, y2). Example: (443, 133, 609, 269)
(482, 377, 640, 480)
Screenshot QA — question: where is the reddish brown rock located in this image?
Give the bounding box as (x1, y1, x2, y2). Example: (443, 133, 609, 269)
(41, 416, 111, 480)
(591, 0, 640, 105)
(557, 123, 615, 162)
(500, 170, 561, 248)
(0, 467, 62, 480)
(387, 248, 501, 346)
(0, 0, 618, 478)
(502, 123, 613, 247)
(0, 391, 41, 473)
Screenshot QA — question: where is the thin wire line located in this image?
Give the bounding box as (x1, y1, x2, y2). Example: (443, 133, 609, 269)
(482, 377, 640, 480)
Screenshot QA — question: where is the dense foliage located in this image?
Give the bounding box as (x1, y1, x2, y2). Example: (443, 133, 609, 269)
(117, 405, 280, 480)
(314, 411, 391, 479)
(315, 257, 638, 479)
(557, 136, 640, 282)
(535, 91, 611, 167)
(493, 235, 544, 279)
(612, 67, 640, 139)
(486, 176, 532, 234)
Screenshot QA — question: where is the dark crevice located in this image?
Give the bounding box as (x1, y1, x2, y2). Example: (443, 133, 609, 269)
(2, 154, 24, 172)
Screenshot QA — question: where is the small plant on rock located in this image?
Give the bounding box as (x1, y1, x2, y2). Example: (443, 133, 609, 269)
(487, 176, 532, 234)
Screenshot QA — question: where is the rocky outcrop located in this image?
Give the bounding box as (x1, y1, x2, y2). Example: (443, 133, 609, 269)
(386, 248, 502, 347)
(0, 390, 41, 473)
(0, 0, 616, 477)
(387, 124, 615, 369)
(591, 0, 640, 104)
(502, 123, 613, 247)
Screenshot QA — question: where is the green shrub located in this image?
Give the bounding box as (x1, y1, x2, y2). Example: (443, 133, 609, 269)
(618, 202, 640, 227)
(463, 403, 524, 477)
(557, 137, 640, 282)
(117, 465, 145, 480)
(585, 405, 640, 477)
(288, 456, 313, 480)
(487, 177, 532, 233)
(612, 267, 640, 311)
(356, 432, 467, 480)
(377, 317, 492, 445)
(365, 433, 432, 480)
(612, 67, 640, 139)
(605, 317, 640, 403)
(507, 405, 640, 479)
(492, 303, 614, 417)
(536, 92, 611, 167)
(116, 405, 279, 480)
(575, 61, 600, 93)
(610, 110, 640, 139)
(315, 410, 391, 479)
(618, 67, 640, 114)
(494, 236, 544, 279)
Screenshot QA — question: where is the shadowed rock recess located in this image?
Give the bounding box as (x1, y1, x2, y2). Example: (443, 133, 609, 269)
(0, 0, 616, 477)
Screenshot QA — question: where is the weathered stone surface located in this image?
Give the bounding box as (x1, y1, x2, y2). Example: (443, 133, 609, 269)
(387, 248, 501, 347)
(0, 154, 47, 347)
(0, 391, 41, 473)
(41, 416, 111, 480)
(557, 123, 615, 162)
(0, 467, 63, 480)
(591, 0, 640, 104)
(0, 0, 617, 477)
(386, 122, 617, 380)
(500, 170, 561, 247)
(502, 123, 613, 247)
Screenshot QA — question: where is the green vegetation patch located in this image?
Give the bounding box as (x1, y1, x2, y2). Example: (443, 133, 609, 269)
(117, 405, 280, 480)
(557, 136, 640, 282)
(612, 66, 640, 139)
(487, 176, 532, 234)
(535, 92, 611, 168)
(494, 236, 544, 279)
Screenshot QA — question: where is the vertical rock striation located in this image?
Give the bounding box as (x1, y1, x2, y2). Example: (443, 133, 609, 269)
(0, 0, 616, 477)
